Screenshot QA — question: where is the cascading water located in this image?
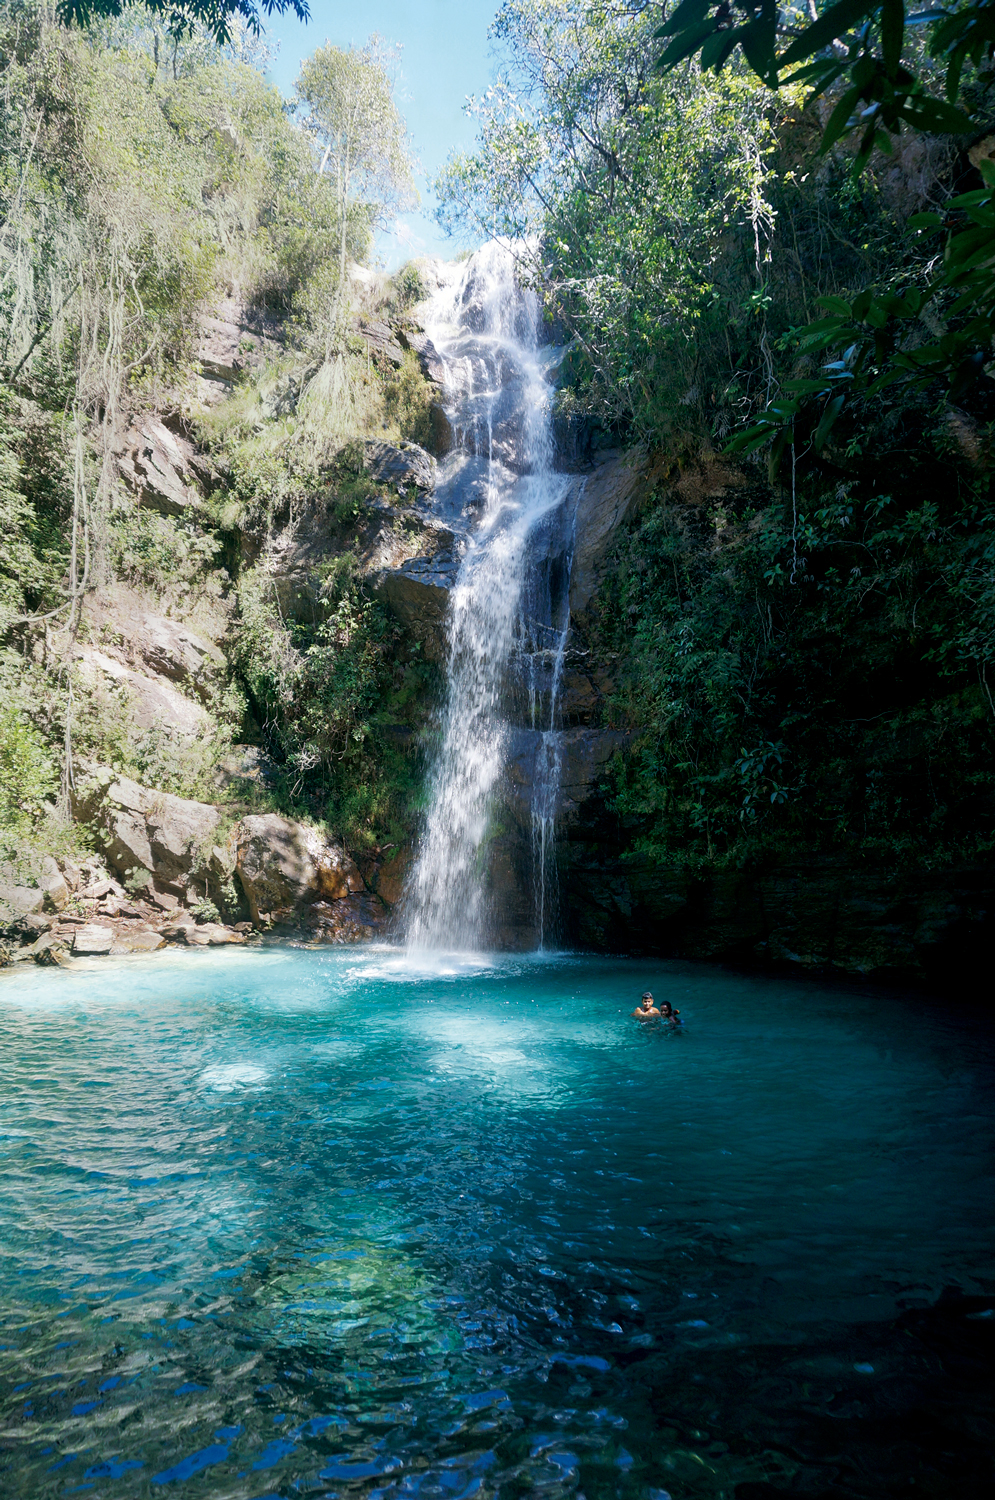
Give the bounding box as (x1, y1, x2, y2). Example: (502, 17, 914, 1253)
(403, 242, 574, 952)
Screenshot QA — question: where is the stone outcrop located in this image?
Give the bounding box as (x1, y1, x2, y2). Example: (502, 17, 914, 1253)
(235, 814, 367, 927)
(72, 767, 227, 898)
(568, 448, 649, 628)
(363, 440, 437, 493)
(0, 855, 69, 920)
(82, 584, 225, 706)
(399, 328, 446, 386)
(359, 319, 406, 366)
(116, 417, 207, 517)
(74, 646, 212, 741)
(375, 551, 458, 662)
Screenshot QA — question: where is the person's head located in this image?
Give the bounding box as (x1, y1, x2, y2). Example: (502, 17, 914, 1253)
(640, 992, 654, 1010)
(659, 1001, 673, 1017)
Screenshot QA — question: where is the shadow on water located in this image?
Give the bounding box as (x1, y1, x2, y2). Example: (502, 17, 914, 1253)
(0, 947, 992, 1498)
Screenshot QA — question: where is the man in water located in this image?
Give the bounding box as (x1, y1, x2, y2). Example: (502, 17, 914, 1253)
(632, 992, 660, 1019)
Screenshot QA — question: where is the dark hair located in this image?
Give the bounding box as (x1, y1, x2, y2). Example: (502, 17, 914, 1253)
(641, 991, 653, 1000)
(659, 1001, 673, 1016)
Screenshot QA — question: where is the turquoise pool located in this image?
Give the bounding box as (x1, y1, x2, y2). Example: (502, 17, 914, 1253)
(0, 948, 992, 1498)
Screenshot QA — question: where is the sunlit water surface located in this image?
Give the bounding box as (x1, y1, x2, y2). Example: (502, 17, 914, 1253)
(1, 949, 993, 1499)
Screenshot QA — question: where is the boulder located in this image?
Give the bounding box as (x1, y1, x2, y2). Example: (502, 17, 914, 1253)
(73, 924, 115, 955)
(72, 767, 224, 896)
(236, 815, 364, 926)
(568, 449, 649, 628)
(110, 930, 165, 954)
(0, 881, 45, 919)
(182, 922, 242, 946)
(363, 440, 437, 493)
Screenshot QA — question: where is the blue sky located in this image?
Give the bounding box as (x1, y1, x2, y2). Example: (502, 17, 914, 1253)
(263, 1, 504, 267)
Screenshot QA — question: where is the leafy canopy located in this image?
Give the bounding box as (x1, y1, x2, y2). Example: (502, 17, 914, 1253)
(58, 0, 309, 47)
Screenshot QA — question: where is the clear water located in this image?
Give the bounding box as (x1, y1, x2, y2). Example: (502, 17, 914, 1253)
(1, 950, 993, 1499)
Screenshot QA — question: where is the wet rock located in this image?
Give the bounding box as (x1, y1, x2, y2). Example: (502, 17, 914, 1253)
(72, 767, 225, 896)
(363, 440, 437, 493)
(371, 848, 410, 906)
(73, 924, 115, 955)
(568, 449, 650, 628)
(305, 893, 384, 943)
(235, 814, 364, 926)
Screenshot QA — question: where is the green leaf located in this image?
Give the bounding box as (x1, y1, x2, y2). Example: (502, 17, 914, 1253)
(899, 96, 973, 134)
(740, 13, 779, 84)
(881, 0, 905, 75)
(815, 295, 853, 316)
(657, 18, 720, 72)
(814, 392, 846, 449)
(778, 0, 877, 69)
(821, 84, 864, 154)
(656, 0, 712, 40)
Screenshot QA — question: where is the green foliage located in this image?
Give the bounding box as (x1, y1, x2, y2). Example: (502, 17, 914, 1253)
(59, 0, 309, 48)
(598, 413, 995, 867)
(0, 707, 57, 834)
(231, 561, 434, 848)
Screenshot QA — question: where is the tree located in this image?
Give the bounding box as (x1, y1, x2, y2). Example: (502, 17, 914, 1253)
(58, 0, 309, 48)
(296, 38, 417, 300)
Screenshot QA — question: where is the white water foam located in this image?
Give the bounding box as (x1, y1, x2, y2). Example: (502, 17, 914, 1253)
(403, 242, 573, 953)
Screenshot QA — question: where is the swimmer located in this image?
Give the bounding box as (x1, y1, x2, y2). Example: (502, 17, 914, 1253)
(659, 1001, 682, 1025)
(632, 992, 661, 1019)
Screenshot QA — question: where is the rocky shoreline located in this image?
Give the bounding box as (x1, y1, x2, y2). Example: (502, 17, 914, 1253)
(1, 772, 401, 971)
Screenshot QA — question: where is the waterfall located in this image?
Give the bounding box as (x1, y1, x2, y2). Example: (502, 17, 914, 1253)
(403, 242, 573, 953)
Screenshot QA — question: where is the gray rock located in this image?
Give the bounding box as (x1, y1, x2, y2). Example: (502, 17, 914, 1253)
(83, 586, 224, 703)
(568, 449, 650, 628)
(0, 883, 45, 919)
(110, 930, 165, 954)
(116, 417, 203, 517)
(359, 319, 405, 367)
(363, 440, 437, 493)
(398, 329, 446, 385)
(182, 922, 243, 946)
(376, 553, 458, 663)
(74, 646, 211, 741)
